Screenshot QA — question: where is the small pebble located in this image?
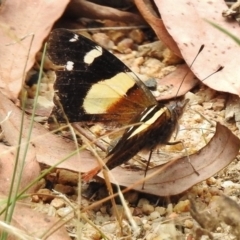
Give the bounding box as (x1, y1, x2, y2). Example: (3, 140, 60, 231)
(143, 223, 151, 231)
(45, 172, 57, 183)
(152, 236, 168, 240)
(57, 169, 79, 185)
(133, 56, 144, 67)
(117, 38, 135, 53)
(54, 184, 75, 195)
(206, 177, 216, 185)
(166, 203, 173, 215)
(110, 205, 126, 219)
(184, 219, 194, 229)
(203, 102, 213, 110)
(212, 98, 225, 111)
(101, 220, 131, 236)
(50, 198, 65, 209)
(144, 78, 157, 91)
(137, 198, 149, 207)
(149, 211, 160, 220)
(146, 233, 157, 240)
(82, 223, 101, 239)
(37, 188, 54, 203)
(142, 204, 154, 215)
(100, 206, 107, 214)
(35, 178, 46, 190)
(124, 190, 139, 204)
(108, 31, 125, 43)
(155, 206, 166, 216)
(129, 29, 145, 44)
(47, 205, 57, 217)
(162, 48, 183, 65)
(92, 32, 115, 50)
(173, 200, 190, 213)
(133, 216, 143, 226)
(31, 194, 39, 203)
(57, 206, 73, 218)
(133, 207, 142, 216)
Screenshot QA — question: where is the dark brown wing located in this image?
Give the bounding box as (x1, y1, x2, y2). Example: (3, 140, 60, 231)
(47, 29, 157, 124)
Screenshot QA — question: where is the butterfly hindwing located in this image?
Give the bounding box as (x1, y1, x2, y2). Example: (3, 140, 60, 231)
(47, 29, 157, 124)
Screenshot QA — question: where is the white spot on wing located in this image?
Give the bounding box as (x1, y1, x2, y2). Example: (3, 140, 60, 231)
(69, 34, 79, 42)
(127, 107, 167, 139)
(66, 61, 74, 71)
(84, 46, 102, 64)
(139, 106, 157, 122)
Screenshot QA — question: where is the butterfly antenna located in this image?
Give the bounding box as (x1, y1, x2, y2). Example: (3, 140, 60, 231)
(175, 44, 205, 99)
(201, 65, 224, 82)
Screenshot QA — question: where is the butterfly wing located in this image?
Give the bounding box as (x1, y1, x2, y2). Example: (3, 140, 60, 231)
(47, 29, 157, 124)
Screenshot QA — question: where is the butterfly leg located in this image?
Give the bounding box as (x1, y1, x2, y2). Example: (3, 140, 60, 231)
(142, 149, 154, 190)
(167, 140, 199, 176)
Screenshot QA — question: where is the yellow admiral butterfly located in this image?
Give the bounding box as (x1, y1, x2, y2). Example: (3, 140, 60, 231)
(47, 29, 187, 181)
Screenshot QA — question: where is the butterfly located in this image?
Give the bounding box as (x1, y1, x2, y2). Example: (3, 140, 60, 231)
(47, 29, 188, 181)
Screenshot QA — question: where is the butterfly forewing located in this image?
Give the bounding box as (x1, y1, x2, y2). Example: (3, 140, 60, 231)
(47, 29, 157, 124)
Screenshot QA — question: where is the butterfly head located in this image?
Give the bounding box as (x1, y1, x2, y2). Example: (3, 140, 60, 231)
(166, 98, 189, 123)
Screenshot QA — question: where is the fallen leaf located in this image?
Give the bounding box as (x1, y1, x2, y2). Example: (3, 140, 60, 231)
(0, 144, 40, 195)
(104, 123, 240, 196)
(0, 0, 70, 101)
(0, 202, 71, 240)
(154, 0, 240, 96)
(0, 92, 98, 173)
(156, 65, 198, 100)
(134, 0, 181, 57)
(65, 0, 143, 23)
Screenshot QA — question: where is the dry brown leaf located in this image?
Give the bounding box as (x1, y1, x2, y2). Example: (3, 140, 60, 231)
(0, 202, 71, 240)
(156, 65, 198, 100)
(134, 0, 181, 57)
(104, 123, 240, 196)
(154, 0, 240, 96)
(0, 92, 98, 173)
(0, 144, 40, 195)
(65, 0, 143, 23)
(0, 0, 70, 101)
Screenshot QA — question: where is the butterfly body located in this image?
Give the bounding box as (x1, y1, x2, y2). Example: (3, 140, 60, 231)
(47, 29, 187, 181)
(83, 101, 186, 181)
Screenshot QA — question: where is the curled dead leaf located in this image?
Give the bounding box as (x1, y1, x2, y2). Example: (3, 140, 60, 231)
(134, 0, 181, 57)
(105, 123, 240, 196)
(65, 0, 143, 23)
